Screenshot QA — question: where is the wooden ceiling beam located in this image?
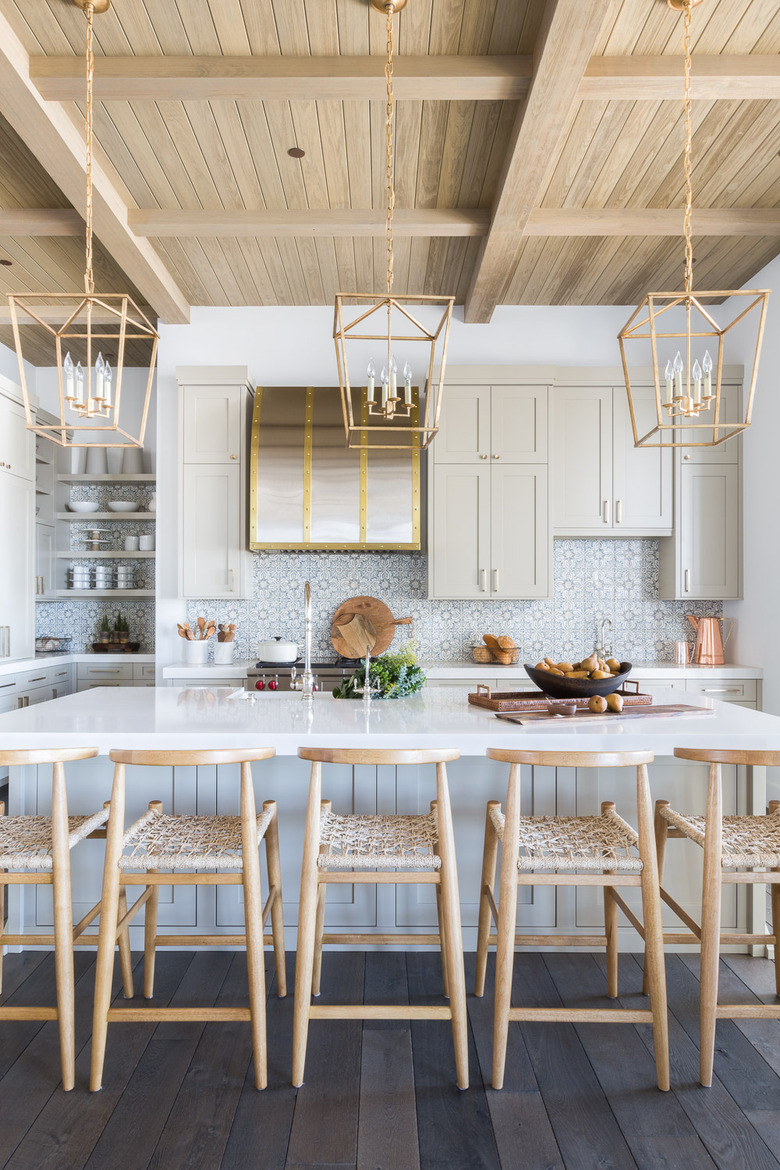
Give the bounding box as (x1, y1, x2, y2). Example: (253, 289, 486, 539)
(30, 55, 533, 103)
(0, 209, 81, 236)
(0, 12, 189, 323)
(128, 208, 492, 238)
(29, 54, 779, 104)
(464, 0, 617, 324)
(525, 208, 780, 237)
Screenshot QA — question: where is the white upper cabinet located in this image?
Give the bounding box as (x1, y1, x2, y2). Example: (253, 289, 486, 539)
(181, 382, 243, 464)
(428, 378, 551, 599)
(677, 382, 741, 465)
(181, 464, 242, 598)
(432, 385, 491, 464)
(553, 383, 671, 535)
(0, 390, 34, 482)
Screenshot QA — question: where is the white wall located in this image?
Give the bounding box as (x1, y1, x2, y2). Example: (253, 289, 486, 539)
(0, 337, 36, 396)
(724, 252, 780, 715)
(34, 366, 157, 468)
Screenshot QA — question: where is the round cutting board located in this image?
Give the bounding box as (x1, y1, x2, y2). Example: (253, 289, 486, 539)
(330, 596, 412, 658)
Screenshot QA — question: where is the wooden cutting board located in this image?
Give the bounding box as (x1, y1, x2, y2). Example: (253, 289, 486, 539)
(331, 596, 412, 658)
(495, 703, 715, 725)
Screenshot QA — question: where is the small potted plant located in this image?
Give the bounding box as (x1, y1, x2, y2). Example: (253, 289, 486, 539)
(100, 615, 111, 644)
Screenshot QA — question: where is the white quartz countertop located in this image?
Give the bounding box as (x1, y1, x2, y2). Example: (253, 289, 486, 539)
(0, 652, 155, 678)
(161, 659, 764, 681)
(0, 685, 777, 755)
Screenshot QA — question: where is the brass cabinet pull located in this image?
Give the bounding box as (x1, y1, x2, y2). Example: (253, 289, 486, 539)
(603, 499, 610, 524)
(480, 568, 487, 592)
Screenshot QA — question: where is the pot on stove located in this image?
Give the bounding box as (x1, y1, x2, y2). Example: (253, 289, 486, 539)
(256, 636, 300, 664)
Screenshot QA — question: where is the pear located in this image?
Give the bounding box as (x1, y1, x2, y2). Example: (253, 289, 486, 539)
(606, 693, 624, 713)
(588, 695, 607, 713)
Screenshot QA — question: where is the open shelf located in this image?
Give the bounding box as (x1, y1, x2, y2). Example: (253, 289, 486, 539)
(57, 473, 156, 483)
(58, 512, 156, 521)
(58, 550, 155, 559)
(54, 589, 154, 598)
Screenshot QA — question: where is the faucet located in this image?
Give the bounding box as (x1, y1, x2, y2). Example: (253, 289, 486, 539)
(353, 643, 381, 713)
(300, 581, 315, 702)
(596, 618, 613, 659)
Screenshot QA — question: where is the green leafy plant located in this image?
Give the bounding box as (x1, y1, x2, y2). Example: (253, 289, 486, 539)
(100, 615, 110, 633)
(332, 642, 426, 700)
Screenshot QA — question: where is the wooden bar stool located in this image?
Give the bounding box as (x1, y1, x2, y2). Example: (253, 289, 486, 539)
(654, 747, 780, 1086)
(475, 748, 669, 1091)
(90, 747, 286, 1093)
(0, 747, 122, 1091)
(293, 747, 468, 1090)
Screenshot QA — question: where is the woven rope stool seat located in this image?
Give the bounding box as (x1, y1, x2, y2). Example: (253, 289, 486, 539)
(0, 807, 109, 871)
(653, 746, 780, 1087)
(0, 746, 104, 1092)
(293, 746, 468, 1091)
(90, 747, 285, 1094)
(119, 807, 275, 871)
(318, 809, 440, 870)
(659, 805, 780, 869)
(489, 806, 641, 873)
(476, 747, 669, 1093)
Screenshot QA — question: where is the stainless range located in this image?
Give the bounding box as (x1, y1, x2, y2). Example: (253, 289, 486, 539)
(244, 659, 357, 694)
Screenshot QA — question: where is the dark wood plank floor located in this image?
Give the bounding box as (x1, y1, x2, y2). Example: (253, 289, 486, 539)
(1, 947, 779, 1170)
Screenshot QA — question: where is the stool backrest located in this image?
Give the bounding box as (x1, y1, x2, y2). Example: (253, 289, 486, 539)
(0, 747, 99, 766)
(109, 748, 276, 767)
(486, 748, 654, 768)
(674, 747, 780, 767)
(298, 747, 460, 765)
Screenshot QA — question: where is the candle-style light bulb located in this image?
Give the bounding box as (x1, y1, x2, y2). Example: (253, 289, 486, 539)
(380, 364, 388, 409)
(94, 352, 105, 403)
(663, 359, 674, 407)
(403, 361, 412, 405)
(692, 358, 702, 406)
(366, 360, 376, 403)
(702, 349, 713, 400)
(389, 357, 398, 400)
(74, 360, 85, 411)
(673, 350, 684, 400)
(63, 351, 76, 402)
(102, 360, 113, 413)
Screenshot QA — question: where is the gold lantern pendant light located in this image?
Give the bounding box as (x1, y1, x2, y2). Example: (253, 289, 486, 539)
(334, 0, 453, 451)
(7, 0, 158, 448)
(618, 0, 770, 449)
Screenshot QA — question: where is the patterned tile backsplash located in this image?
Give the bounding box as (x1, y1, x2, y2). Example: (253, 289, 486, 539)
(178, 540, 721, 665)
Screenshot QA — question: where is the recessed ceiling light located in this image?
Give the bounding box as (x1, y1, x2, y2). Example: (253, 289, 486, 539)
(288, 147, 305, 159)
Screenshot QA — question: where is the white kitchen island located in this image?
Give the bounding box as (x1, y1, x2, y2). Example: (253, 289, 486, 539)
(1, 685, 778, 951)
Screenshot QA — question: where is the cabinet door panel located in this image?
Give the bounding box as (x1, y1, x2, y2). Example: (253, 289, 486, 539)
(491, 465, 550, 598)
(182, 384, 241, 463)
(0, 394, 34, 481)
(491, 385, 548, 463)
(679, 464, 740, 599)
(35, 522, 56, 599)
(553, 386, 612, 532)
(430, 465, 491, 598)
(0, 474, 34, 661)
(613, 385, 672, 532)
(182, 464, 241, 598)
(677, 383, 741, 464)
(432, 385, 491, 463)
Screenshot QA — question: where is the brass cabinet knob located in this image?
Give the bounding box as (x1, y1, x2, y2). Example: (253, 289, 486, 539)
(492, 453, 500, 459)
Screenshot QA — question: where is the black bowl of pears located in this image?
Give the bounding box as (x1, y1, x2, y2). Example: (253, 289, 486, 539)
(524, 654, 632, 700)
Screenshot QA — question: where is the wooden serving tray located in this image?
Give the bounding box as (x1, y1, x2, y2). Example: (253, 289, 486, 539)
(495, 703, 715, 725)
(468, 681, 651, 712)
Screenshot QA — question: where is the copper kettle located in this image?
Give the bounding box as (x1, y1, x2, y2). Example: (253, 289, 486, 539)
(686, 615, 733, 666)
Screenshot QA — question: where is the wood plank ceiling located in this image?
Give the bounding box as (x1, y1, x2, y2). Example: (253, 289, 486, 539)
(0, 0, 777, 351)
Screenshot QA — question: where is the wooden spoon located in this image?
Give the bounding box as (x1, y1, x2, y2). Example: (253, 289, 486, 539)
(197, 616, 207, 640)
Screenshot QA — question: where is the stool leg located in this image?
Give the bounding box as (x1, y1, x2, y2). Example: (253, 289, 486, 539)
(117, 889, 135, 999)
(602, 803, 619, 999)
(700, 763, 722, 1088)
(435, 762, 468, 1090)
(768, 802, 780, 996)
(431, 801, 449, 999)
(493, 766, 521, 1090)
(293, 762, 322, 1087)
(475, 801, 500, 998)
(241, 762, 268, 1091)
(312, 801, 331, 998)
(262, 800, 286, 999)
(644, 800, 670, 996)
(51, 763, 76, 1091)
(91, 762, 127, 1092)
(143, 803, 163, 1000)
(636, 764, 670, 1092)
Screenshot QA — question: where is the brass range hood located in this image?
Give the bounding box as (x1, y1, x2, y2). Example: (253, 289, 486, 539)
(249, 386, 421, 551)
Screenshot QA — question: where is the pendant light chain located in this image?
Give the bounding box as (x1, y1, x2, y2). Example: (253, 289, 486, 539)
(84, 0, 95, 296)
(682, 0, 693, 297)
(384, 2, 395, 297)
